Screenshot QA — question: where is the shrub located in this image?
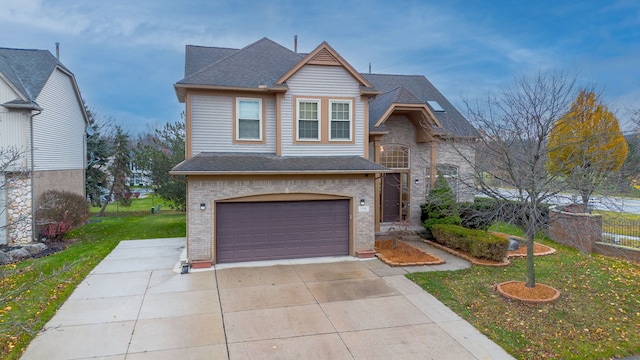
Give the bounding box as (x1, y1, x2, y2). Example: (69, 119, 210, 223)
(36, 190, 89, 241)
(421, 172, 460, 230)
(458, 197, 498, 230)
(468, 231, 510, 261)
(459, 197, 550, 231)
(431, 224, 508, 261)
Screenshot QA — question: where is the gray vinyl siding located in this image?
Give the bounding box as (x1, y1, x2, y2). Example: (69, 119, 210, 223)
(191, 95, 276, 154)
(0, 111, 30, 168)
(33, 69, 85, 171)
(281, 66, 365, 157)
(0, 174, 6, 245)
(0, 79, 30, 169)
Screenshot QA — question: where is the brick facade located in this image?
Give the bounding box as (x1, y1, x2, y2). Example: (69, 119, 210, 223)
(187, 174, 375, 264)
(377, 115, 475, 228)
(549, 206, 602, 253)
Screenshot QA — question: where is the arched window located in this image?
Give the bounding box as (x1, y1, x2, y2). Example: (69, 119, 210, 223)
(380, 144, 410, 169)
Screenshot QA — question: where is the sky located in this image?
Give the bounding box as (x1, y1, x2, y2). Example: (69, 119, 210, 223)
(1, 0, 639, 135)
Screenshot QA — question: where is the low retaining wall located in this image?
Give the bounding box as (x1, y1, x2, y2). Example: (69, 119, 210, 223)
(548, 205, 602, 253)
(593, 243, 640, 263)
(549, 205, 640, 263)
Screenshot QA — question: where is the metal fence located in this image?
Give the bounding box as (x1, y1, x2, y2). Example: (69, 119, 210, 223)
(600, 218, 640, 249)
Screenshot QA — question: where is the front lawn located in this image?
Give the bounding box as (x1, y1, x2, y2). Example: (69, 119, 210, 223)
(89, 195, 175, 214)
(407, 235, 640, 359)
(0, 213, 186, 359)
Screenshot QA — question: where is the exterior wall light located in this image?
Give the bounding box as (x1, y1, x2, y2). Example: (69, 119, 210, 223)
(360, 199, 365, 206)
(415, 179, 419, 184)
(200, 203, 206, 210)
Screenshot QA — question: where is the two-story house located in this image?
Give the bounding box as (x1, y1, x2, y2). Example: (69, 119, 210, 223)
(172, 38, 477, 267)
(0, 47, 88, 244)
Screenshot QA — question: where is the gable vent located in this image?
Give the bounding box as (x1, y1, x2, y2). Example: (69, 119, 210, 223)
(308, 48, 341, 66)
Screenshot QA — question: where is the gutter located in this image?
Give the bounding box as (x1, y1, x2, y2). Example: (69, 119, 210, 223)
(169, 169, 391, 176)
(1, 102, 43, 111)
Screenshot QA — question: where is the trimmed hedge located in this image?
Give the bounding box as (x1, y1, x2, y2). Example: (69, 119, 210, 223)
(458, 197, 551, 231)
(431, 224, 509, 262)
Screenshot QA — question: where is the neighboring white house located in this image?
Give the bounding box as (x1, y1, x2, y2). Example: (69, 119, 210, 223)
(0, 47, 88, 244)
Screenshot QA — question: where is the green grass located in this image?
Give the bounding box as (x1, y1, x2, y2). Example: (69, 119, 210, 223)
(594, 210, 640, 238)
(89, 195, 175, 214)
(407, 230, 640, 359)
(0, 212, 186, 359)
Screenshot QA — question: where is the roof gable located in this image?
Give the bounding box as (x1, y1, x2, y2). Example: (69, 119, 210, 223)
(363, 73, 478, 138)
(0, 48, 64, 101)
(276, 42, 374, 90)
(0, 48, 87, 120)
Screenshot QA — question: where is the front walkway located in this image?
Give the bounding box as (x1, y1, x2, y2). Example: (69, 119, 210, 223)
(21, 238, 513, 359)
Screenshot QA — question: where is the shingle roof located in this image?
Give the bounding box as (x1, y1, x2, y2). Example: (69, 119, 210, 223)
(362, 73, 478, 138)
(171, 153, 389, 175)
(176, 38, 477, 139)
(184, 45, 238, 78)
(0, 48, 68, 102)
(178, 38, 304, 88)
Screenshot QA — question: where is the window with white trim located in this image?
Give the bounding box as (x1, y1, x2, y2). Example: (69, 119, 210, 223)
(236, 98, 262, 140)
(329, 100, 351, 140)
(297, 99, 320, 140)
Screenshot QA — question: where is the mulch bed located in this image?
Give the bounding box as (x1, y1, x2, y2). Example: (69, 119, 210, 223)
(374, 240, 445, 267)
(496, 281, 561, 303)
(423, 234, 557, 267)
(490, 232, 557, 258)
(423, 239, 511, 267)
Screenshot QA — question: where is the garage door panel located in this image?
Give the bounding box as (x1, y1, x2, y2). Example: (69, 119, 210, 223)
(216, 200, 349, 263)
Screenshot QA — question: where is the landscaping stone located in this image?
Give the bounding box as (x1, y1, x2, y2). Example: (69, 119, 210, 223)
(8, 247, 31, 260)
(23, 243, 48, 255)
(0, 241, 69, 264)
(0, 251, 12, 264)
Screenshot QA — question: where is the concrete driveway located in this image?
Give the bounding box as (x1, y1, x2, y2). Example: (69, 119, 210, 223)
(21, 238, 514, 360)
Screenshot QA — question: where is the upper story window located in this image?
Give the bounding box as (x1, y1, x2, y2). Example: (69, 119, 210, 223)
(297, 99, 320, 141)
(380, 144, 410, 169)
(329, 100, 351, 141)
(236, 98, 262, 141)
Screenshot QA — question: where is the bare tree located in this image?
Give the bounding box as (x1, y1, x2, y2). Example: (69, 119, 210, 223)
(459, 70, 577, 288)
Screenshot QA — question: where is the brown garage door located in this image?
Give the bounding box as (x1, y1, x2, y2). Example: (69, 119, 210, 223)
(216, 200, 350, 263)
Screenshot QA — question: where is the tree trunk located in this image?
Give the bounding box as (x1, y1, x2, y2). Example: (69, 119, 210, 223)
(525, 210, 536, 288)
(97, 185, 114, 217)
(580, 191, 591, 213)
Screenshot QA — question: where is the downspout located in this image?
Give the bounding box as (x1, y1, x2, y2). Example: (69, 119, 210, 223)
(29, 109, 41, 241)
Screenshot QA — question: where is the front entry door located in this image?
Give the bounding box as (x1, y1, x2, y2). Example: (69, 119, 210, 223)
(382, 173, 401, 222)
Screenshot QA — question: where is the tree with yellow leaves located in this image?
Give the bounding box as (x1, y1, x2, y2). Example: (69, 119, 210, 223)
(547, 90, 628, 210)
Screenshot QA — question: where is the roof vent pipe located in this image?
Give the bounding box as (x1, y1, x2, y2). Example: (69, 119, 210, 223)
(294, 35, 298, 53)
(55, 42, 60, 59)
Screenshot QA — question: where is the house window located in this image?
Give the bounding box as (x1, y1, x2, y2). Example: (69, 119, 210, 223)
(330, 100, 351, 140)
(426, 164, 459, 200)
(297, 99, 320, 140)
(379, 144, 409, 169)
(236, 98, 262, 140)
